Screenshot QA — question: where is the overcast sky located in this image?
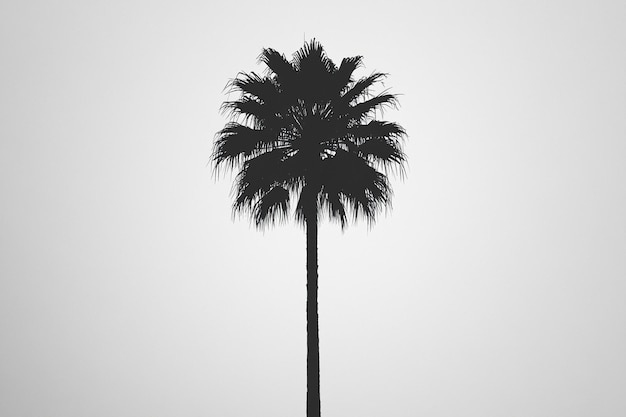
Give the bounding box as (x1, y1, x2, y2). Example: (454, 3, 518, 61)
(1, 1, 625, 416)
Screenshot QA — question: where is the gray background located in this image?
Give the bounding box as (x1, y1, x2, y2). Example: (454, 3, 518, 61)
(1, 0, 625, 416)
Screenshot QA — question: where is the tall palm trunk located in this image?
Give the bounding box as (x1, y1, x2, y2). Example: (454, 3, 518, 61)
(306, 211, 320, 417)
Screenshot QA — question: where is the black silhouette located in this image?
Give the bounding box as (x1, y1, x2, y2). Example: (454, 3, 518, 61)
(213, 39, 407, 417)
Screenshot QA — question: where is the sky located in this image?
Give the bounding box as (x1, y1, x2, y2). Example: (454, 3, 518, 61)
(1, 0, 625, 416)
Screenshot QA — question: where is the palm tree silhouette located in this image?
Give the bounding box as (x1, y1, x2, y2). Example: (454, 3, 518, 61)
(213, 39, 407, 417)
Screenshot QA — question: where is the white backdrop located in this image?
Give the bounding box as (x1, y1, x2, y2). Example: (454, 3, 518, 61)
(1, 1, 625, 416)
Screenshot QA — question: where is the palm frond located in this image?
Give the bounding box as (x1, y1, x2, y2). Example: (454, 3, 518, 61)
(358, 137, 406, 177)
(348, 93, 399, 123)
(349, 121, 407, 174)
(220, 97, 276, 128)
(230, 72, 280, 103)
(252, 186, 291, 227)
(319, 150, 392, 225)
(319, 187, 347, 228)
(291, 39, 343, 102)
(341, 72, 387, 104)
(258, 48, 295, 77)
(233, 148, 288, 210)
(213, 122, 280, 172)
(334, 56, 363, 92)
(292, 39, 336, 73)
(348, 120, 405, 142)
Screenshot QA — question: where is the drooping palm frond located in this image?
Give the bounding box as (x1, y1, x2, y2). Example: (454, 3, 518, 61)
(317, 149, 393, 227)
(340, 72, 387, 104)
(251, 185, 291, 226)
(351, 121, 407, 175)
(348, 93, 400, 123)
(213, 39, 407, 229)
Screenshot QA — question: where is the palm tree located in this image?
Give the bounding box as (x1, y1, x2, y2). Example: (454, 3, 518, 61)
(212, 39, 407, 417)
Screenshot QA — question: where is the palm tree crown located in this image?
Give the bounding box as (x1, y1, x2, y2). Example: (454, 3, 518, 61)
(213, 39, 407, 228)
